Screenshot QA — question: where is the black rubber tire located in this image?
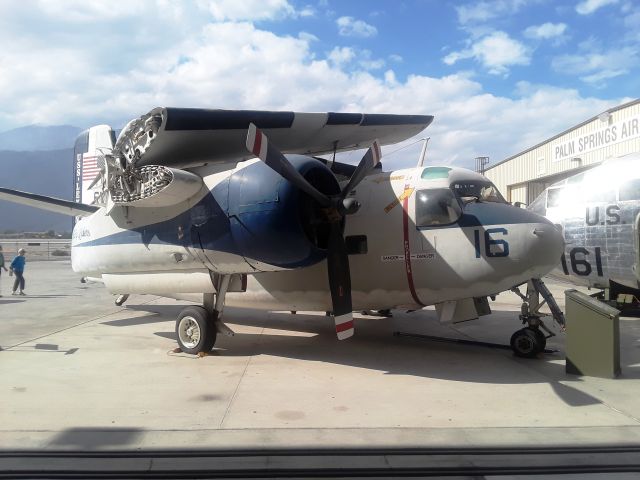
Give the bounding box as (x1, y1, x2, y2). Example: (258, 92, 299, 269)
(175, 306, 217, 355)
(510, 328, 541, 358)
(533, 328, 547, 353)
(115, 294, 129, 306)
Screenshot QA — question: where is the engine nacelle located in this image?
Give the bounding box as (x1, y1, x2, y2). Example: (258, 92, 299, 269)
(110, 165, 203, 207)
(223, 155, 340, 271)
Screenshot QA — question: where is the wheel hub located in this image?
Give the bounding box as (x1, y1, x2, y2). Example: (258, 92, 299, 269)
(178, 316, 200, 349)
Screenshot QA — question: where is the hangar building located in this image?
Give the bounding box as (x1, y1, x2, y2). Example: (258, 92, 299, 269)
(483, 98, 640, 205)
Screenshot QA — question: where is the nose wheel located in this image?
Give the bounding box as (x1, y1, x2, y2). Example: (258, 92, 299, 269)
(510, 327, 546, 358)
(509, 278, 563, 358)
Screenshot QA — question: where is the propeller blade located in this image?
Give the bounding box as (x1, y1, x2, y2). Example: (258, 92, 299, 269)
(327, 221, 354, 339)
(340, 140, 381, 200)
(246, 123, 332, 208)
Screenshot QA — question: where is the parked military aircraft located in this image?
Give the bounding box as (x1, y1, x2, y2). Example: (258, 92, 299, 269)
(0, 107, 565, 357)
(528, 153, 640, 308)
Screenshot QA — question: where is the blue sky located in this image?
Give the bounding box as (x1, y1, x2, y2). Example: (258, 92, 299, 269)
(0, 0, 637, 169)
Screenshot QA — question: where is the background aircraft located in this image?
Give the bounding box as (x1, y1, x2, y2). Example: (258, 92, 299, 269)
(528, 153, 640, 309)
(0, 107, 564, 357)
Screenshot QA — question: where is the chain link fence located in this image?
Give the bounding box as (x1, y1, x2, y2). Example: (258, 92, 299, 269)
(0, 239, 72, 261)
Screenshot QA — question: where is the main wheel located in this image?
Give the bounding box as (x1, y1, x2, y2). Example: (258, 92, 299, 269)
(510, 328, 541, 358)
(175, 306, 217, 355)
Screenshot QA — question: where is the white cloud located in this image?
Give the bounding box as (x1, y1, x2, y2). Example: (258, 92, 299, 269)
(552, 46, 638, 86)
(523, 22, 567, 40)
(443, 31, 530, 75)
(389, 54, 403, 63)
(455, 0, 528, 25)
(576, 0, 618, 15)
(204, 0, 296, 21)
(328, 46, 356, 66)
(336, 16, 377, 37)
(0, 3, 626, 171)
(298, 5, 316, 17)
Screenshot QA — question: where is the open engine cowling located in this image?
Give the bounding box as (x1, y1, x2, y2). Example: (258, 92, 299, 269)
(224, 155, 340, 270)
(110, 165, 203, 207)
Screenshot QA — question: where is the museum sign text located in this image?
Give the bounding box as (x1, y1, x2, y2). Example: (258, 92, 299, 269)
(553, 114, 640, 162)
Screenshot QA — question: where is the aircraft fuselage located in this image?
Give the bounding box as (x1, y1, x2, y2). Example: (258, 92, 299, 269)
(71, 161, 563, 312)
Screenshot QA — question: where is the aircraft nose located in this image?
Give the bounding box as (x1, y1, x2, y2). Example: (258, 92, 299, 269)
(528, 216, 564, 274)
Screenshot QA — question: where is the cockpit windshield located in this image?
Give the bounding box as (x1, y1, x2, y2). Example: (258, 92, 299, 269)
(450, 180, 507, 203)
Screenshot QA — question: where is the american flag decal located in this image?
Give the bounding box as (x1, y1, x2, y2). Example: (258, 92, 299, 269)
(82, 155, 101, 182)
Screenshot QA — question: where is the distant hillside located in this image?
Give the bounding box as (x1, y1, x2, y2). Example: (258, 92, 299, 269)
(0, 125, 81, 151)
(0, 149, 73, 232)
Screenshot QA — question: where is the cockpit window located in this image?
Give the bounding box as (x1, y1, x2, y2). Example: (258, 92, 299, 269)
(528, 191, 546, 215)
(450, 181, 506, 203)
(547, 187, 562, 208)
(415, 188, 462, 227)
(421, 167, 451, 180)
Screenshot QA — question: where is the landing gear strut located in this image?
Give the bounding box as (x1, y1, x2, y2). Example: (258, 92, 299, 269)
(509, 278, 565, 358)
(175, 274, 235, 355)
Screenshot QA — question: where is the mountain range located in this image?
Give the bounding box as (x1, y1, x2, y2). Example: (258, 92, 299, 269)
(0, 125, 81, 233)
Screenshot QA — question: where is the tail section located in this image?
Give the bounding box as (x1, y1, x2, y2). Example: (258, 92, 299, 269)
(73, 125, 116, 207)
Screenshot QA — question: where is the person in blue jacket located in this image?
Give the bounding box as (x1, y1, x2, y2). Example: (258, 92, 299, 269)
(10, 248, 27, 296)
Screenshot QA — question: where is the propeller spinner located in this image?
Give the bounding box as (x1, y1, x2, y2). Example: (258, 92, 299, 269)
(246, 123, 380, 340)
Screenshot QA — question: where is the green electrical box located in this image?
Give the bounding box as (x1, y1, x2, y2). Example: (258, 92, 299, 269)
(565, 289, 620, 378)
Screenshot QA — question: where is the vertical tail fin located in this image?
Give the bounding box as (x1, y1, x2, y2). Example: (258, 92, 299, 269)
(73, 125, 115, 207)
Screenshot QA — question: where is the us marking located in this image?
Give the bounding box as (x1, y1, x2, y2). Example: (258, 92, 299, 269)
(382, 252, 435, 262)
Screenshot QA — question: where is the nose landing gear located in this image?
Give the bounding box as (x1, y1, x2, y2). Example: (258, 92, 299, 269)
(509, 278, 565, 358)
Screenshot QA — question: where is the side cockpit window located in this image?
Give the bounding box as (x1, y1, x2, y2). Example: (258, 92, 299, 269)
(416, 188, 462, 227)
(451, 181, 507, 203)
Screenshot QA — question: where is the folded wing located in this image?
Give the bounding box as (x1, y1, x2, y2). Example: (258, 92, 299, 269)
(116, 107, 434, 169)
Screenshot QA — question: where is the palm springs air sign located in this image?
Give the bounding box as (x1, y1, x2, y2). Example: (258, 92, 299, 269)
(552, 115, 640, 162)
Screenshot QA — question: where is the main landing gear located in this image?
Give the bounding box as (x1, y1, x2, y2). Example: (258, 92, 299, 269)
(509, 278, 565, 358)
(175, 275, 235, 355)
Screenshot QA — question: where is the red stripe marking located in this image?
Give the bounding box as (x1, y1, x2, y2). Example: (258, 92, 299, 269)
(252, 130, 262, 157)
(335, 320, 354, 333)
(402, 193, 425, 306)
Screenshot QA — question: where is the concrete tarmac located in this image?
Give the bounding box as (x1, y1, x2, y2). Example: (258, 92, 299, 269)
(2, 261, 640, 452)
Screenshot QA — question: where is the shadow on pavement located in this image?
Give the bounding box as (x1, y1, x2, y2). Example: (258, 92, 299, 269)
(108, 304, 640, 408)
(49, 427, 143, 449)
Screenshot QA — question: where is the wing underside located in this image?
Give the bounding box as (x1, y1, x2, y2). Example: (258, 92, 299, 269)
(0, 187, 99, 217)
(116, 107, 434, 169)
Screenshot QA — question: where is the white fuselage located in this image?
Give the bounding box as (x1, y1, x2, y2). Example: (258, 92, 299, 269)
(71, 162, 564, 311)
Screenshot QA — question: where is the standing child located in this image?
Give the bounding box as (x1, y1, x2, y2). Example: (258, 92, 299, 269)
(0, 246, 8, 296)
(10, 248, 26, 296)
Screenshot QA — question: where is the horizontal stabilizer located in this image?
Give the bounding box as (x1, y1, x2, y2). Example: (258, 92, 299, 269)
(0, 187, 99, 217)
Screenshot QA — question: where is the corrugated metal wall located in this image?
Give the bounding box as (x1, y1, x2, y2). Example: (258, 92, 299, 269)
(485, 100, 640, 202)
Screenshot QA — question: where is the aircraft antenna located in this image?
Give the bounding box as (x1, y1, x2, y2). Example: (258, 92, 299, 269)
(328, 140, 338, 171)
(416, 137, 430, 167)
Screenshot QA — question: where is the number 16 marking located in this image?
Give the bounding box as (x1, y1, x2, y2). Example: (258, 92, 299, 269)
(474, 228, 509, 258)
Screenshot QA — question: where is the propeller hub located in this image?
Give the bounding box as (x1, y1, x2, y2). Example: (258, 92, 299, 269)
(340, 197, 361, 215)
